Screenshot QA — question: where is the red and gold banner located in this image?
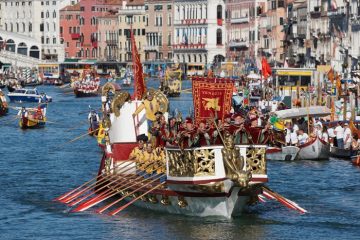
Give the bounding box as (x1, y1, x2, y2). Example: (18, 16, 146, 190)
(192, 77, 233, 124)
(131, 27, 146, 100)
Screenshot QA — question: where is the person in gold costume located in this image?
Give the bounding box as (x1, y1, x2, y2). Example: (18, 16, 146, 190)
(142, 143, 158, 176)
(129, 134, 148, 174)
(132, 91, 160, 136)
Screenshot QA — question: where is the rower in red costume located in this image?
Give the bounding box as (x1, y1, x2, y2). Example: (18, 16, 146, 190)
(213, 113, 232, 145)
(178, 117, 197, 148)
(150, 111, 166, 147)
(194, 120, 212, 146)
(161, 117, 178, 146)
(230, 113, 248, 144)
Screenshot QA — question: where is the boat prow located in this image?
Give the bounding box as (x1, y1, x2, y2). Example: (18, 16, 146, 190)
(298, 137, 330, 160)
(266, 146, 300, 161)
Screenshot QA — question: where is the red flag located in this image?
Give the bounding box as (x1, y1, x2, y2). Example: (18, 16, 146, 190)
(261, 57, 272, 79)
(192, 77, 233, 124)
(130, 27, 146, 99)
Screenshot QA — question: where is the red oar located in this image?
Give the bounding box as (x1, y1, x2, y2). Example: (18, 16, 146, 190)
(67, 172, 139, 207)
(62, 161, 135, 204)
(68, 161, 157, 206)
(54, 161, 128, 202)
(71, 164, 163, 212)
(262, 187, 307, 214)
(109, 181, 166, 216)
(96, 173, 165, 214)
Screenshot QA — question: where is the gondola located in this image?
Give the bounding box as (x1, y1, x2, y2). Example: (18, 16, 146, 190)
(330, 146, 355, 159)
(19, 107, 47, 129)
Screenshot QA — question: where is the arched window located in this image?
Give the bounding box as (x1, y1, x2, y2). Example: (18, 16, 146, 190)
(53, 10, 56, 18)
(6, 39, 16, 52)
(46, 11, 49, 18)
(217, 5, 222, 19)
(188, 55, 191, 63)
(29, 23, 32, 32)
(86, 48, 89, 57)
(10, 23, 13, 32)
(16, 23, 19, 32)
(46, 37, 50, 44)
(199, 54, 202, 63)
(22, 22, 25, 32)
(53, 38, 56, 44)
(216, 29, 222, 45)
(17, 42, 28, 56)
(194, 54, 197, 63)
(92, 48, 96, 58)
(5, 23, 7, 31)
(46, 22, 49, 31)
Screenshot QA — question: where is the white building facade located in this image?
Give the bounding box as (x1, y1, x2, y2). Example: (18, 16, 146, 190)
(0, 0, 77, 62)
(173, 0, 226, 73)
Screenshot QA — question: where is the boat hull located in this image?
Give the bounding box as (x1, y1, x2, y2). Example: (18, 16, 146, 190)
(8, 95, 39, 102)
(298, 137, 330, 160)
(74, 89, 99, 98)
(266, 146, 300, 161)
(330, 146, 354, 159)
(0, 106, 8, 116)
(351, 155, 360, 166)
(19, 117, 46, 129)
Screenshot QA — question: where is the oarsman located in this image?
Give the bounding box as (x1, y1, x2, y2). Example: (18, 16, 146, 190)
(129, 134, 148, 168)
(142, 143, 157, 176)
(193, 120, 212, 146)
(178, 117, 197, 148)
(18, 106, 28, 118)
(150, 111, 165, 147)
(230, 113, 248, 144)
(161, 117, 178, 146)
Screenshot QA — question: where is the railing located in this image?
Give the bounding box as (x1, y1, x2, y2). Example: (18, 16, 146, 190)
(230, 16, 249, 24)
(143, 45, 160, 51)
(71, 33, 80, 40)
(228, 40, 248, 48)
(173, 43, 206, 50)
(177, 19, 207, 25)
(106, 40, 117, 46)
(165, 145, 267, 180)
(0, 49, 46, 67)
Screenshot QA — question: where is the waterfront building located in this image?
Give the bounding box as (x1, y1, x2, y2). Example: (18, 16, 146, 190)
(60, 0, 123, 59)
(97, 10, 119, 61)
(173, 0, 226, 75)
(116, 0, 146, 64)
(143, 0, 174, 73)
(0, 0, 77, 62)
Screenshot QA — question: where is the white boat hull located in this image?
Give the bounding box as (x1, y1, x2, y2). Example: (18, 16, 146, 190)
(298, 137, 330, 160)
(266, 146, 300, 161)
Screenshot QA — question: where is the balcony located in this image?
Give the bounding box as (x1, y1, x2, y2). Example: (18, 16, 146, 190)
(173, 43, 206, 50)
(71, 33, 80, 40)
(266, 25, 272, 32)
(106, 40, 117, 46)
(228, 40, 249, 49)
(217, 19, 223, 26)
(143, 45, 160, 52)
(178, 19, 207, 25)
(92, 41, 98, 48)
(230, 16, 249, 24)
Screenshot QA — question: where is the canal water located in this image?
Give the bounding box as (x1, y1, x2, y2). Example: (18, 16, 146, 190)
(1, 81, 360, 240)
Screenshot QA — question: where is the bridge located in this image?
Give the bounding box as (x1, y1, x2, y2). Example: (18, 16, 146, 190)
(0, 30, 46, 68)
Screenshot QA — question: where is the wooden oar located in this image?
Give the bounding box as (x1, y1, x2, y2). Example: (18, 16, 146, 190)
(96, 172, 165, 214)
(61, 161, 134, 203)
(66, 162, 137, 205)
(69, 161, 161, 208)
(72, 163, 164, 212)
(109, 181, 166, 216)
(65, 121, 88, 132)
(55, 161, 130, 201)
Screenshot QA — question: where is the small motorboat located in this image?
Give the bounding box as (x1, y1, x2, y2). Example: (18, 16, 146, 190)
(7, 88, 52, 103)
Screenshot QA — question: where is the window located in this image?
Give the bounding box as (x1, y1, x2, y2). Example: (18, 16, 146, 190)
(168, 14, 171, 26)
(41, 37, 44, 44)
(53, 11, 56, 18)
(217, 5, 222, 19)
(91, 6, 95, 11)
(41, 12, 44, 18)
(53, 38, 56, 44)
(60, 27, 63, 34)
(119, 29, 122, 35)
(279, 17, 284, 25)
(216, 29, 222, 45)
(46, 11, 49, 18)
(142, 29, 145, 35)
(167, 5, 171, 10)
(46, 38, 50, 44)
(46, 1, 49, 5)
(69, 27, 72, 34)
(53, 1, 56, 5)
(80, 6, 85, 11)
(155, 5, 163, 11)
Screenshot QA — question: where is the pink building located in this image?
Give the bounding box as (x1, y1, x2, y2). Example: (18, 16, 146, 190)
(60, 0, 123, 59)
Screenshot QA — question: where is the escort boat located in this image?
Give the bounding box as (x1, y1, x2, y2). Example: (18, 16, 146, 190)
(7, 88, 52, 103)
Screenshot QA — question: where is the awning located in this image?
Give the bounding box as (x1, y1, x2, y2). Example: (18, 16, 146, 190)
(275, 106, 331, 119)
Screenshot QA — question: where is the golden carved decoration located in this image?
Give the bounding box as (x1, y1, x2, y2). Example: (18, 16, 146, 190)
(160, 195, 171, 205)
(221, 133, 252, 188)
(111, 92, 131, 117)
(246, 147, 266, 174)
(104, 157, 112, 174)
(189, 182, 224, 193)
(167, 148, 215, 177)
(177, 196, 188, 208)
(145, 88, 169, 113)
(102, 82, 120, 96)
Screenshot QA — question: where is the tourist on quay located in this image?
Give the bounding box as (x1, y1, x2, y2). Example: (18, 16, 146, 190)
(334, 122, 344, 149)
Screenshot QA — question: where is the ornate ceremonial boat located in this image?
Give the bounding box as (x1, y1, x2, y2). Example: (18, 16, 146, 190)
(19, 108, 46, 129)
(266, 146, 300, 161)
(72, 70, 100, 98)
